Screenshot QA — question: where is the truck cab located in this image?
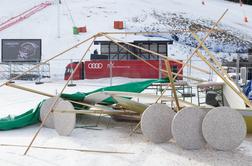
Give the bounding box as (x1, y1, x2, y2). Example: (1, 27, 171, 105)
(64, 62, 85, 80)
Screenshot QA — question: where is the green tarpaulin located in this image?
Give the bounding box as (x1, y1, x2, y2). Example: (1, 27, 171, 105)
(0, 102, 42, 130)
(0, 79, 166, 130)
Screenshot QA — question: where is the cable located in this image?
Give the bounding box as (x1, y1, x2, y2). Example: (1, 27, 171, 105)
(62, 0, 76, 26)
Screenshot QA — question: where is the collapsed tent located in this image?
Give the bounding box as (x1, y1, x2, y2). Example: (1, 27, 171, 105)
(0, 79, 166, 130)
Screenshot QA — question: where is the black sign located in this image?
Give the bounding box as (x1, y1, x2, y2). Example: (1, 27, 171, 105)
(1, 39, 41, 62)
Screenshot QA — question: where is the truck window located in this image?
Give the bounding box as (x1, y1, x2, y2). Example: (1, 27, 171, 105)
(101, 44, 109, 54)
(66, 67, 73, 74)
(172, 65, 178, 73)
(158, 44, 167, 54)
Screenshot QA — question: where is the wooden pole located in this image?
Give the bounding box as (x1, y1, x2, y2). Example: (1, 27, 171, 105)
(103, 91, 197, 107)
(164, 60, 180, 111)
(102, 29, 223, 35)
(54, 109, 139, 116)
(0, 35, 95, 88)
(191, 32, 244, 93)
(1, 144, 134, 154)
(160, 69, 205, 82)
(103, 34, 211, 75)
(154, 10, 228, 104)
(23, 37, 96, 155)
(103, 34, 206, 82)
(6, 83, 54, 97)
(4, 82, 121, 112)
(129, 122, 141, 136)
(172, 9, 228, 81)
(191, 32, 230, 77)
(195, 50, 252, 108)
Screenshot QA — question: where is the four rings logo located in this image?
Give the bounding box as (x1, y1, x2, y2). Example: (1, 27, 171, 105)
(88, 63, 103, 69)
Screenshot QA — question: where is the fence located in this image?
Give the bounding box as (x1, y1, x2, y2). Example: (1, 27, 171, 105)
(0, 62, 50, 81)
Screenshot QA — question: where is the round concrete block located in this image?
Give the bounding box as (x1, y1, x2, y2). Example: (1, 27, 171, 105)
(172, 107, 207, 150)
(141, 104, 175, 143)
(40, 97, 63, 128)
(54, 100, 76, 136)
(202, 107, 246, 151)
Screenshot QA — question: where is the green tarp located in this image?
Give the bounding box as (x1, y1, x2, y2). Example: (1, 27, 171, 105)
(0, 79, 166, 130)
(0, 102, 42, 130)
(61, 79, 160, 105)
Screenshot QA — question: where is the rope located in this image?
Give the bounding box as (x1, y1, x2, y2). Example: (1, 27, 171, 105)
(62, 0, 76, 26)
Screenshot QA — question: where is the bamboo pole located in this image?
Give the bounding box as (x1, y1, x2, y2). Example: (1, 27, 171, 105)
(54, 109, 139, 116)
(129, 122, 141, 136)
(103, 91, 197, 107)
(164, 60, 180, 111)
(24, 37, 97, 155)
(172, 9, 228, 81)
(102, 29, 223, 35)
(191, 32, 244, 93)
(0, 35, 95, 88)
(4, 82, 121, 112)
(195, 50, 252, 108)
(6, 83, 54, 97)
(154, 10, 228, 103)
(103, 34, 210, 75)
(103, 34, 206, 82)
(0, 144, 134, 154)
(160, 69, 206, 82)
(191, 32, 231, 78)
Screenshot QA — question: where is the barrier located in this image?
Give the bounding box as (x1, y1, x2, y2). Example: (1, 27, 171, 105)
(73, 26, 79, 34)
(77, 26, 87, 33)
(0, 2, 51, 32)
(114, 21, 123, 29)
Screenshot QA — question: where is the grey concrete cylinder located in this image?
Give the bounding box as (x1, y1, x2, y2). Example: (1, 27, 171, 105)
(141, 104, 175, 143)
(54, 100, 76, 136)
(40, 97, 64, 128)
(172, 107, 207, 150)
(202, 107, 246, 151)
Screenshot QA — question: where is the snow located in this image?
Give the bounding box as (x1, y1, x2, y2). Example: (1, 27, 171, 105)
(1, 0, 252, 165)
(1, 122, 252, 166)
(0, 79, 252, 166)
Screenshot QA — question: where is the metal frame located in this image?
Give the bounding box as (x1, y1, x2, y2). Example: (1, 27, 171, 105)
(0, 62, 50, 80)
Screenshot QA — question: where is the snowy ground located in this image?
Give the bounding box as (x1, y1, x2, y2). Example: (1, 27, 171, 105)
(1, 0, 252, 165)
(0, 79, 252, 166)
(1, 119, 252, 166)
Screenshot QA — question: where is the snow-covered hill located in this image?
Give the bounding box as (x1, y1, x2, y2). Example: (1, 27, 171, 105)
(1, 2, 252, 165)
(0, 0, 252, 78)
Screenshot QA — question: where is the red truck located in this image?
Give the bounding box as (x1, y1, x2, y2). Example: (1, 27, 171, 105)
(64, 60, 183, 80)
(64, 40, 183, 80)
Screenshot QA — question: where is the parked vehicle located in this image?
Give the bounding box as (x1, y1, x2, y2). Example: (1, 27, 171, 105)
(64, 40, 183, 80)
(64, 59, 183, 80)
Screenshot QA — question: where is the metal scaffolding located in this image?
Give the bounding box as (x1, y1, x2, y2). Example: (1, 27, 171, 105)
(0, 62, 50, 81)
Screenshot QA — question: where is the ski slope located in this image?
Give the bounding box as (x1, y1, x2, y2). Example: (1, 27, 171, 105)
(1, 1, 252, 166)
(0, 0, 252, 78)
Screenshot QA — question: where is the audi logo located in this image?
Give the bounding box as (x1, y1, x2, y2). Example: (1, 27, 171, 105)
(88, 63, 103, 69)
